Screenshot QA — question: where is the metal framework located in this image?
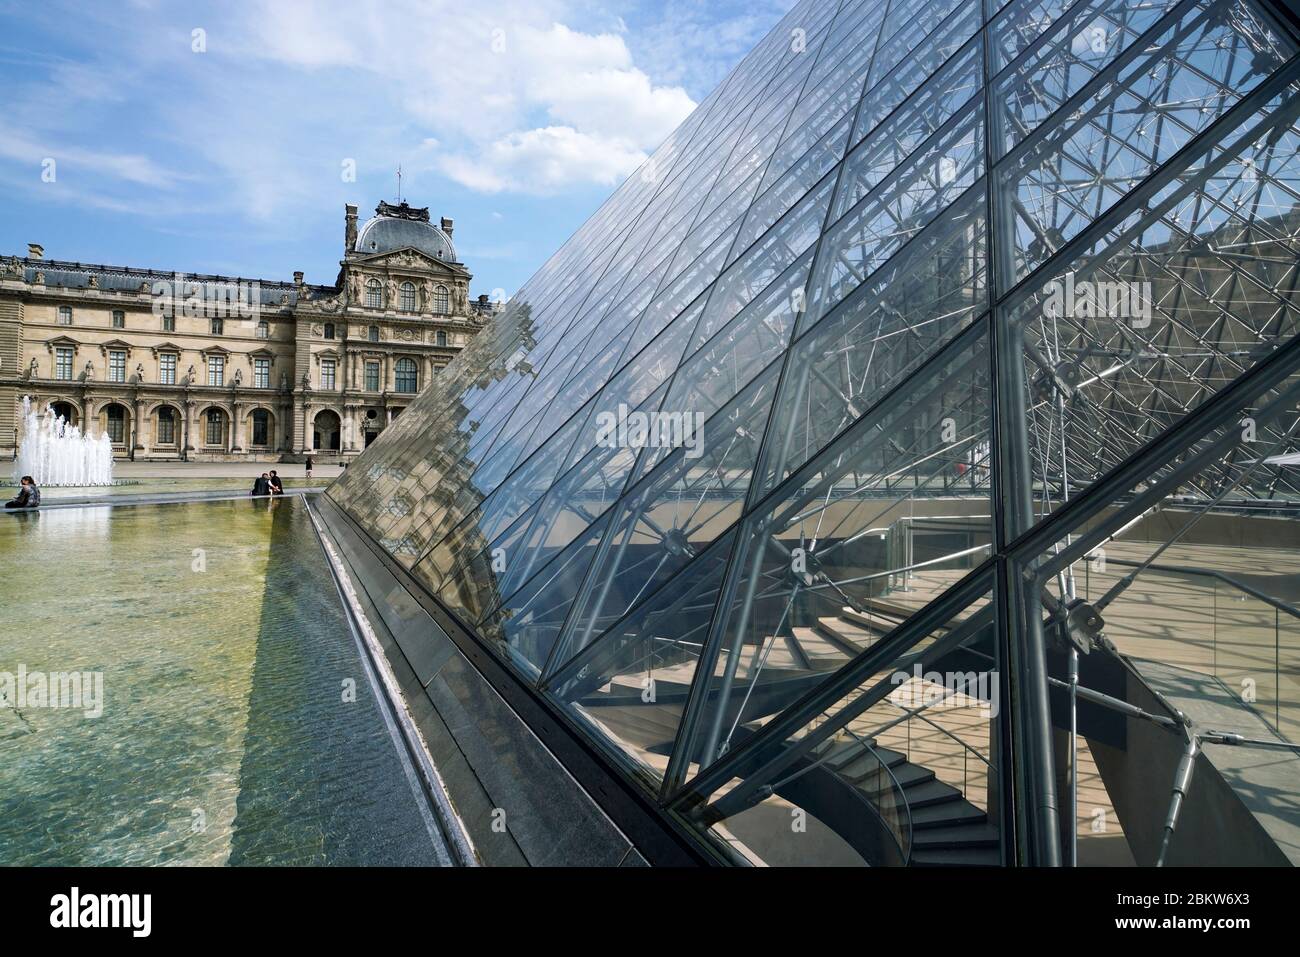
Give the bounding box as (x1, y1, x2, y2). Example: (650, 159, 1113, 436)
(328, 0, 1300, 865)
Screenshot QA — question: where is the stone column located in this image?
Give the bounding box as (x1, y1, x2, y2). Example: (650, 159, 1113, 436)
(232, 401, 246, 453)
(84, 395, 98, 442)
(133, 395, 146, 455)
(292, 397, 305, 453)
(183, 398, 197, 455)
(279, 400, 293, 452)
(342, 403, 358, 452)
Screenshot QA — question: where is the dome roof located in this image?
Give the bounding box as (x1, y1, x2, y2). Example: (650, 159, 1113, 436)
(354, 202, 457, 262)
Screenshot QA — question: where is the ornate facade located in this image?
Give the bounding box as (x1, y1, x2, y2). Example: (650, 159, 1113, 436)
(0, 200, 499, 460)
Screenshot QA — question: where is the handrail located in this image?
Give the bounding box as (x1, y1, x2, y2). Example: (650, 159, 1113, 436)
(864, 677, 995, 773)
(1104, 556, 1300, 622)
(842, 725, 913, 865)
(763, 721, 913, 866)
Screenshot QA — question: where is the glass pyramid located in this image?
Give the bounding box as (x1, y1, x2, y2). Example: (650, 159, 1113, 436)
(329, 0, 1300, 865)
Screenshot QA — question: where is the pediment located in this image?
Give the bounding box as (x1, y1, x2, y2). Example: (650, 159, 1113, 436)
(351, 247, 466, 276)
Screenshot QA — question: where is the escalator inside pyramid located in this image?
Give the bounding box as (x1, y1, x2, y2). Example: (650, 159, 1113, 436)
(317, 0, 1300, 866)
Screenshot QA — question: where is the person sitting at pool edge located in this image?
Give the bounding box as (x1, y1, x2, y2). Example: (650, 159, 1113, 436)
(250, 472, 271, 497)
(4, 475, 41, 509)
(268, 470, 284, 495)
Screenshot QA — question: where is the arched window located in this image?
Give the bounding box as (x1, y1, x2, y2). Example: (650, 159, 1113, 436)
(400, 281, 417, 312)
(156, 407, 177, 445)
(323, 322, 335, 340)
(256, 320, 269, 339)
(434, 285, 450, 313)
(395, 357, 418, 394)
(436, 330, 447, 347)
(105, 405, 126, 445)
(365, 279, 382, 309)
(251, 409, 270, 447)
(368, 325, 379, 342)
(205, 409, 226, 447)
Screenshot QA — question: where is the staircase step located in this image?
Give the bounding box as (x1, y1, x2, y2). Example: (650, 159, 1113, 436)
(789, 627, 848, 668)
(908, 801, 986, 830)
(910, 845, 1001, 867)
(911, 822, 1000, 850)
(898, 777, 964, 809)
(841, 607, 905, 636)
(846, 761, 934, 791)
(827, 745, 907, 777)
(814, 618, 874, 654)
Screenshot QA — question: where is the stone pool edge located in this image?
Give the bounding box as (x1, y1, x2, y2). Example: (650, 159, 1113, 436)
(304, 497, 478, 867)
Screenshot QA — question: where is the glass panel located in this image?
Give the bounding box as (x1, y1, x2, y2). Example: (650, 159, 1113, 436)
(554, 366, 782, 670)
(471, 514, 615, 679)
(679, 324, 994, 778)
(670, 576, 1001, 867)
(765, 190, 988, 496)
(1015, 367, 1300, 863)
(546, 531, 739, 791)
(810, 102, 984, 325)
(1003, 80, 1300, 531)
(997, 0, 1295, 283)
(992, 0, 1183, 157)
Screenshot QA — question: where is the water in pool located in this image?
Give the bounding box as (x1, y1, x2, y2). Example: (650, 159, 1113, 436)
(0, 495, 446, 865)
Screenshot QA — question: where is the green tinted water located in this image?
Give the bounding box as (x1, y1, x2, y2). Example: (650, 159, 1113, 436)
(0, 496, 444, 865)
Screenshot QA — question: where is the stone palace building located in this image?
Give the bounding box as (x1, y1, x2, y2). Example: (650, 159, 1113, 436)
(0, 199, 499, 461)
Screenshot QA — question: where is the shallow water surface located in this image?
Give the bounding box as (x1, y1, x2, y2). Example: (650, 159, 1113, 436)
(0, 496, 444, 865)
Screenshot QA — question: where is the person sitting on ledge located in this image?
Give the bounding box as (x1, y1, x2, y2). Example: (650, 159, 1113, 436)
(4, 475, 41, 509)
(250, 472, 271, 497)
(268, 470, 284, 495)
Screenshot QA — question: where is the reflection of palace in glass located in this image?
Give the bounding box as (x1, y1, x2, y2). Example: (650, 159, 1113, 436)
(317, 0, 1300, 865)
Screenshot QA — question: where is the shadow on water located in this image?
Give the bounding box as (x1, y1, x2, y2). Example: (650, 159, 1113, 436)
(222, 497, 442, 865)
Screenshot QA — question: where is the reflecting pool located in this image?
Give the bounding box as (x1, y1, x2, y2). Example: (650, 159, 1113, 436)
(0, 496, 446, 865)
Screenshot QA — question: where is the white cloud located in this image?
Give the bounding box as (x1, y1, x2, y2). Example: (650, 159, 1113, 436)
(0, 121, 182, 189)
(440, 126, 646, 194)
(228, 4, 697, 196)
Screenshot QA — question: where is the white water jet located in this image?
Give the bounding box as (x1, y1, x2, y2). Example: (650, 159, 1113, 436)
(12, 396, 115, 486)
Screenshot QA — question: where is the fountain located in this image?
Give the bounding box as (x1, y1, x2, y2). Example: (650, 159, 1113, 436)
(12, 396, 115, 486)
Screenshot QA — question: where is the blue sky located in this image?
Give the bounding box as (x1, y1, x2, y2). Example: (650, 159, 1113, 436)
(0, 0, 796, 299)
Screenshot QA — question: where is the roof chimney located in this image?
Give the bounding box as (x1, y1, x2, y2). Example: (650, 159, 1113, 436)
(27, 243, 43, 260)
(440, 217, 454, 238)
(345, 204, 359, 253)
(293, 270, 304, 286)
